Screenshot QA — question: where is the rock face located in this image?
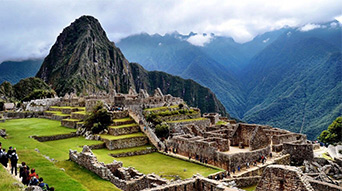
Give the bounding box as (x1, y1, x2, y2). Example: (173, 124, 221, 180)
(36, 15, 227, 115)
(37, 16, 135, 95)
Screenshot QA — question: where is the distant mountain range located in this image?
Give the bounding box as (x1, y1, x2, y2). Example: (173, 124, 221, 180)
(0, 19, 340, 139)
(117, 21, 342, 139)
(0, 60, 43, 84)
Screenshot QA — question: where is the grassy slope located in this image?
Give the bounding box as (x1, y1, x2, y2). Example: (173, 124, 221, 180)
(0, 118, 119, 191)
(0, 166, 22, 191)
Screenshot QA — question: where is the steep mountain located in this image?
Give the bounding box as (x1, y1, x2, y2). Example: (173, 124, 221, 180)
(36, 16, 227, 115)
(0, 59, 43, 84)
(117, 21, 342, 139)
(242, 25, 342, 139)
(0, 77, 52, 102)
(117, 33, 245, 117)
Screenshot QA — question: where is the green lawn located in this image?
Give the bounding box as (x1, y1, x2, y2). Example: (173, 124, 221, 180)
(166, 118, 207, 123)
(242, 185, 257, 191)
(62, 118, 81, 122)
(109, 123, 137, 129)
(56, 161, 120, 191)
(0, 118, 119, 191)
(115, 153, 222, 179)
(100, 132, 145, 140)
(144, 105, 179, 111)
(0, 166, 22, 191)
(41, 137, 103, 161)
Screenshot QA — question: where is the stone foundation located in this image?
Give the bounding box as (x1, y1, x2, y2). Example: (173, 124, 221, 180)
(224, 176, 261, 188)
(51, 114, 69, 121)
(71, 112, 86, 120)
(112, 110, 129, 119)
(32, 132, 77, 142)
(69, 146, 168, 191)
(110, 147, 156, 158)
(308, 179, 342, 191)
(61, 119, 80, 129)
(256, 165, 314, 191)
(283, 142, 314, 166)
(102, 136, 148, 150)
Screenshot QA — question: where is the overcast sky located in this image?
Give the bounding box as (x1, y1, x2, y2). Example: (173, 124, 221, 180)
(0, 0, 341, 63)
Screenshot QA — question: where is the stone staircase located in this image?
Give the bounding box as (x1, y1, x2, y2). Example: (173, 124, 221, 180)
(44, 106, 86, 129)
(99, 113, 150, 154)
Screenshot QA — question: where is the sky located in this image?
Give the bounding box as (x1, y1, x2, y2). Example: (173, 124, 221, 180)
(0, 0, 341, 63)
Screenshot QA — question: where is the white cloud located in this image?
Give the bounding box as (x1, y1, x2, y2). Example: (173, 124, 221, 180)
(187, 34, 213, 46)
(0, 0, 341, 62)
(263, 38, 270, 43)
(300, 23, 322, 31)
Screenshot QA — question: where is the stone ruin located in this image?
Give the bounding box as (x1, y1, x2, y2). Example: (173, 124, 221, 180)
(69, 146, 168, 191)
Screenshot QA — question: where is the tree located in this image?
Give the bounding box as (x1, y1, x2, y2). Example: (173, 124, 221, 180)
(318, 116, 342, 144)
(22, 89, 56, 102)
(84, 101, 111, 134)
(155, 124, 169, 138)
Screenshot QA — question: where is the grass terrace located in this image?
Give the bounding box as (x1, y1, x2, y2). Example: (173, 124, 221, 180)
(72, 110, 87, 115)
(144, 105, 179, 111)
(113, 117, 133, 123)
(109, 123, 138, 129)
(62, 118, 81, 122)
(45, 110, 71, 117)
(166, 117, 207, 123)
(100, 132, 145, 140)
(0, 118, 223, 189)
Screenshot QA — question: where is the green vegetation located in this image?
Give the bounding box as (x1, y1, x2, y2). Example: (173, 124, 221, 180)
(155, 124, 169, 138)
(144, 105, 179, 111)
(322, 152, 334, 161)
(55, 161, 120, 191)
(22, 89, 56, 102)
(84, 102, 111, 134)
(216, 121, 228, 125)
(109, 123, 137, 129)
(113, 117, 133, 122)
(115, 153, 222, 179)
(92, 145, 154, 156)
(0, 118, 118, 190)
(100, 132, 145, 140)
(0, 166, 22, 191)
(318, 116, 342, 144)
(72, 111, 86, 115)
(0, 77, 51, 102)
(242, 185, 257, 191)
(62, 118, 81, 122)
(166, 118, 207, 123)
(45, 111, 71, 117)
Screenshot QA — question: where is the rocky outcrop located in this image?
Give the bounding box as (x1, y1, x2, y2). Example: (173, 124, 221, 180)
(36, 15, 227, 115)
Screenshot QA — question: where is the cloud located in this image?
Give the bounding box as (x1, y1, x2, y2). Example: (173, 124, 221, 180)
(300, 23, 322, 31)
(187, 34, 213, 46)
(262, 38, 270, 43)
(0, 0, 341, 63)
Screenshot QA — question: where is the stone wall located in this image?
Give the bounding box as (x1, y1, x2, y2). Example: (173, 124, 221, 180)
(167, 119, 210, 131)
(51, 114, 69, 121)
(61, 120, 79, 129)
(216, 146, 271, 171)
(283, 142, 314, 166)
(102, 136, 148, 150)
(110, 147, 156, 158)
(69, 146, 168, 191)
(108, 125, 140, 136)
(272, 133, 305, 145)
(143, 176, 232, 191)
(71, 112, 86, 120)
(256, 165, 314, 191)
(3, 111, 43, 119)
(224, 176, 261, 188)
(158, 112, 201, 122)
(249, 126, 271, 151)
(308, 179, 342, 191)
(32, 132, 77, 142)
(112, 110, 129, 119)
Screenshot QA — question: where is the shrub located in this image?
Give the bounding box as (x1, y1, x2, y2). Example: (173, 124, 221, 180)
(155, 124, 169, 138)
(318, 116, 342, 144)
(22, 89, 56, 102)
(0, 99, 4, 111)
(84, 101, 111, 134)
